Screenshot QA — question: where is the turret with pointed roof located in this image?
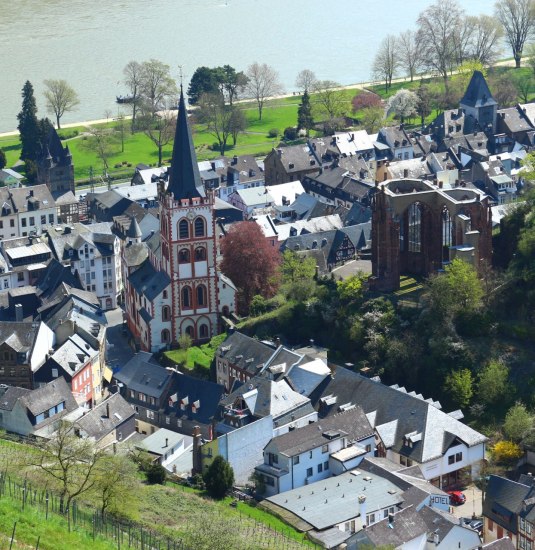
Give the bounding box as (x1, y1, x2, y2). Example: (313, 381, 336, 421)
(166, 89, 205, 201)
(36, 125, 75, 194)
(460, 71, 497, 133)
(127, 215, 142, 242)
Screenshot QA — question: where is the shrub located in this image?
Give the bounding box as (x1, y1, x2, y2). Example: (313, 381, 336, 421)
(203, 456, 234, 499)
(268, 128, 279, 138)
(491, 440, 523, 464)
(145, 463, 167, 484)
(283, 127, 298, 140)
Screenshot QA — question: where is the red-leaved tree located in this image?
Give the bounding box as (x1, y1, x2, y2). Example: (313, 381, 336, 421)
(220, 221, 281, 314)
(351, 92, 382, 113)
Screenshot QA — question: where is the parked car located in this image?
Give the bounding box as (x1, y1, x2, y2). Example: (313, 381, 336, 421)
(448, 490, 466, 505)
(469, 519, 483, 533)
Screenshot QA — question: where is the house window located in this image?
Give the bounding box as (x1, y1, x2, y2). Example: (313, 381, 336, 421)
(139, 393, 146, 402)
(367, 513, 376, 525)
(17, 272, 24, 282)
(408, 202, 422, 253)
(455, 452, 463, 462)
(197, 285, 207, 307)
(165, 417, 170, 425)
(294, 455, 300, 465)
(264, 476, 275, 487)
(49, 214, 54, 223)
(162, 306, 171, 321)
(306, 467, 313, 477)
(322, 444, 329, 454)
(178, 248, 190, 263)
(194, 217, 205, 237)
(448, 454, 455, 465)
(51, 368, 58, 378)
(22, 218, 27, 227)
(181, 286, 192, 308)
(324, 461, 329, 470)
(41, 215, 46, 224)
(177, 419, 182, 427)
(195, 247, 206, 261)
(365, 444, 372, 453)
(179, 220, 189, 239)
(199, 323, 209, 339)
(29, 217, 34, 226)
(317, 463, 323, 473)
(10, 220, 14, 227)
(161, 329, 170, 343)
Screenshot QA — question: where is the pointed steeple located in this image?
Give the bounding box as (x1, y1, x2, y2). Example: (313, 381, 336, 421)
(460, 71, 497, 108)
(167, 88, 204, 201)
(127, 215, 142, 241)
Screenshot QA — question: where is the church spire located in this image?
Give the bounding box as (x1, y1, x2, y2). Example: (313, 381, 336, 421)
(166, 87, 204, 201)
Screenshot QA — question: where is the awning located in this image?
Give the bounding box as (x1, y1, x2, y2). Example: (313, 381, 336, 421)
(103, 366, 113, 383)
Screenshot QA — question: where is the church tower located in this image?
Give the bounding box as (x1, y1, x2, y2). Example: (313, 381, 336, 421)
(459, 71, 497, 134)
(158, 89, 219, 343)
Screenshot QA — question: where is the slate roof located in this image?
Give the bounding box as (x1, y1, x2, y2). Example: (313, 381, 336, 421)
(461, 71, 497, 108)
(20, 377, 78, 416)
(0, 321, 38, 353)
(217, 331, 275, 376)
(286, 358, 331, 397)
(75, 393, 134, 441)
(269, 407, 373, 457)
(269, 142, 322, 175)
(167, 90, 204, 201)
(123, 242, 148, 269)
(115, 352, 172, 399)
(498, 106, 534, 134)
(483, 475, 532, 534)
(309, 367, 486, 463)
(0, 386, 31, 411)
(129, 259, 170, 302)
(127, 216, 142, 239)
(482, 538, 516, 550)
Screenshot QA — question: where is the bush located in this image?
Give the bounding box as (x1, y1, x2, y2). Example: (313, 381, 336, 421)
(203, 456, 234, 499)
(145, 463, 167, 484)
(268, 128, 279, 138)
(491, 440, 523, 464)
(283, 127, 298, 140)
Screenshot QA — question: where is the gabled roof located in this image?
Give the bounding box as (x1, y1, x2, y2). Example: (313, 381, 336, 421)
(19, 377, 78, 417)
(115, 352, 172, 399)
(460, 71, 497, 109)
(0, 385, 31, 410)
(167, 89, 204, 201)
(129, 259, 170, 302)
(0, 321, 38, 353)
(217, 331, 275, 375)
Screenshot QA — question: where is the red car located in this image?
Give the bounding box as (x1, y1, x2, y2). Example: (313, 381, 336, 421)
(448, 490, 466, 505)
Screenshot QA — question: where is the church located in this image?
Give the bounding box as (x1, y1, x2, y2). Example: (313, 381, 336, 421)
(124, 90, 236, 352)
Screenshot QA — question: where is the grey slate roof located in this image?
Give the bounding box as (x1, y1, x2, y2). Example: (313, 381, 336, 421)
(309, 367, 486, 463)
(217, 331, 275, 376)
(129, 259, 170, 302)
(167, 90, 204, 201)
(20, 377, 78, 416)
(482, 538, 516, 550)
(0, 321, 38, 353)
(127, 216, 142, 239)
(75, 393, 134, 441)
(0, 386, 31, 411)
(269, 407, 373, 457)
(115, 352, 172, 399)
(461, 71, 497, 108)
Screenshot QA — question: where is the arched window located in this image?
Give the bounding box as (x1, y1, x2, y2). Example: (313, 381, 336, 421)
(181, 286, 192, 309)
(408, 203, 422, 253)
(199, 323, 209, 339)
(178, 248, 190, 263)
(162, 305, 171, 321)
(195, 247, 206, 261)
(197, 285, 207, 307)
(161, 329, 170, 343)
(179, 219, 189, 239)
(194, 217, 205, 237)
(185, 325, 194, 338)
(163, 290, 168, 299)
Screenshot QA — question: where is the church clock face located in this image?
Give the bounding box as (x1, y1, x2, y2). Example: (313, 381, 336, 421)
(187, 211, 195, 221)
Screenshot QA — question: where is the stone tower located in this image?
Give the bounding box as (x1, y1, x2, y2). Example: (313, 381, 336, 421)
(459, 71, 498, 134)
(37, 126, 75, 194)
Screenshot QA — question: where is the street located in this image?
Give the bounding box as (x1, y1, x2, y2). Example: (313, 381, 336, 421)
(450, 484, 483, 519)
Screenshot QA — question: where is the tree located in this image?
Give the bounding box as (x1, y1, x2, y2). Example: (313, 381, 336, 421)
(452, 18, 474, 67)
(17, 81, 40, 162)
(372, 35, 399, 92)
(203, 456, 234, 499)
(311, 80, 346, 129)
(514, 71, 533, 102)
(295, 69, 317, 93)
(504, 401, 534, 441)
(337, 274, 364, 303)
(145, 463, 167, 484)
(416, 85, 432, 127)
(386, 89, 418, 123)
(491, 440, 523, 464)
(32, 421, 103, 513)
(491, 72, 520, 107)
(140, 103, 177, 166)
(359, 107, 384, 133)
(115, 113, 127, 153)
(83, 126, 118, 174)
(140, 59, 177, 119)
(187, 66, 222, 105)
(452, 61, 488, 93)
(495, 0, 535, 68)
(0, 149, 6, 170)
(123, 60, 144, 132)
(297, 90, 314, 135)
(218, 65, 248, 106)
(43, 79, 79, 129)
(93, 455, 139, 517)
(398, 30, 421, 82)
(281, 250, 316, 283)
(197, 93, 235, 155)
(220, 221, 281, 313)
(416, 0, 464, 85)
(468, 15, 504, 65)
(477, 360, 512, 406)
(526, 42, 535, 74)
(443, 369, 474, 408)
(245, 62, 284, 120)
(178, 333, 192, 350)
(229, 107, 247, 146)
(351, 92, 382, 113)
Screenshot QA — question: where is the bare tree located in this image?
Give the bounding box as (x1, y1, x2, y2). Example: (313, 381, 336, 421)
(198, 93, 236, 155)
(468, 15, 504, 65)
(452, 19, 474, 67)
(115, 112, 127, 153)
(245, 62, 284, 120)
(372, 35, 399, 92)
(311, 80, 347, 129)
(140, 59, 178, 119)
(495, 0, 535, 68)
(229, 107, 247, 146)
(140, 101, 177, 166)
(32, 421, 103, 513)
(123, 60, 144, 132)
(398, 30, 421, 82)
(43, 79, 80, 129)
(416, 0, 464, 86)
(295, 69, 317, 93)
(83, 126, 118, 173)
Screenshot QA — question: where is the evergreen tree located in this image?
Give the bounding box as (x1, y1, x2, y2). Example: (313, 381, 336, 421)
(297, 90, 314, 135)
(17, 81, 40, 162)
(203, 456, 234, 499)
(0, 149, 6, 170)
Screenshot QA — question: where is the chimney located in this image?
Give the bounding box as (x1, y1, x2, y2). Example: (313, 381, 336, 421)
(15, 303, 23, 322)
(106, 402, 110, 418)
(277, 148, 283, 157)
(403, 169, 409, 178)
(388, 513, 394, 526)
(192, 426, 202, 475)
(275, 337, 281, 347)
(438, 181, 443, 189)
(233, 155, 238, 165)
(359, 495, 367, 526)
(29, 190, 34, 197)
(165, 438, 169, 448)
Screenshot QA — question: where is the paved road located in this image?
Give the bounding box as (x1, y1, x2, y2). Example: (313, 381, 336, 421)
(450, 484, 483, 519)
(331, 259, 372, 280)
(105, 307, 135, 370)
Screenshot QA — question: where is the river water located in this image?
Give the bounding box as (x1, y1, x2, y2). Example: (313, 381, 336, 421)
(1, 0, 493, 132)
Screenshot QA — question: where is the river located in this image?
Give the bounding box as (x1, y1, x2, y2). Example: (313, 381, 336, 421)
(0, 0, 493, 132)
